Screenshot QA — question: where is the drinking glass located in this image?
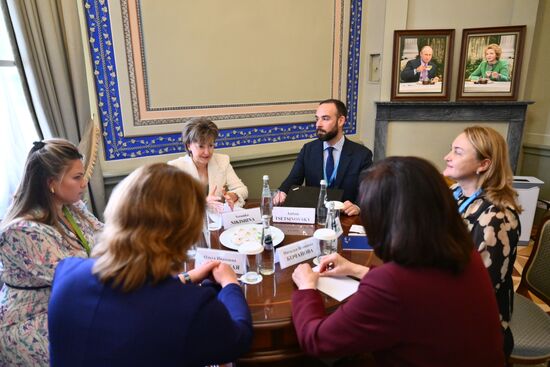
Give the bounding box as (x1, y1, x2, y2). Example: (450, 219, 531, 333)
(314, 228, 337, 264)
(238, 242, 264, 284)
(207, 208, 222, 231)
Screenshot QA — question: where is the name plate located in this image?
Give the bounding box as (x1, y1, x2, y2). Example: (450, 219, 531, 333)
(195, 248, 247, 275)
(272, 207, 315, 224)
(222, 207, 261, 229)
(276, 237, 319, 269)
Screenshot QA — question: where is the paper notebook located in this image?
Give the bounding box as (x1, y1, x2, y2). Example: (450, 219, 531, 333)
(312, 266, 359, 301)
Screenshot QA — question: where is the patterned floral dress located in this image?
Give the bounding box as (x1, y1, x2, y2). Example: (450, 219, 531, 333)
(454, 186, 520, 357)
(0, 201, 102, 366)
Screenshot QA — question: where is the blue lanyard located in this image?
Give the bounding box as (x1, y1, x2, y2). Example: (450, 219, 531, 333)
(454, 187, 482, 214)
(323, 150, 339, 187)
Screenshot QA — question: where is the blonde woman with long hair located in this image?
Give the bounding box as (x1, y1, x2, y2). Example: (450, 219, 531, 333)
(468, 43, 510, 82)
(444, 126, 521, 357)
(0, 139, 102, 366)
(48, 163, 252, 366)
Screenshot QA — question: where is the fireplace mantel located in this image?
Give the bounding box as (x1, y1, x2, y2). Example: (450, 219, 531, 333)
(374, 101, 534, 172)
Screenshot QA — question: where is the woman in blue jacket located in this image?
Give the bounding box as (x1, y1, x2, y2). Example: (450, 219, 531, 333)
(48, 163, 253, 367)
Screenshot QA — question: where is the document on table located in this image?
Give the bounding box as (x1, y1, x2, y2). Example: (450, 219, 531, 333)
(312, 266, 359, 301)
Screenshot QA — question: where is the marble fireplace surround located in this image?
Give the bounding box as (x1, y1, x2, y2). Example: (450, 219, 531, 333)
(374, 101, 534, 172)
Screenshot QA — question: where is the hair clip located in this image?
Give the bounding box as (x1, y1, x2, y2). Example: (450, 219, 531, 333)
(32, 141, 46, 151)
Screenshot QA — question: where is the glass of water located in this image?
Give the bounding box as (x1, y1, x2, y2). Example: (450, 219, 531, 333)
(313, 228, 337, 264)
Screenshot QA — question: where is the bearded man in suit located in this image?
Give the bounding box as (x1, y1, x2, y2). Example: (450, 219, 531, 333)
(273, 99, 372, 216)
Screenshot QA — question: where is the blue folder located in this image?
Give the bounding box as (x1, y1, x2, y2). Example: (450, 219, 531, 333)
(342, 235, 372, 251)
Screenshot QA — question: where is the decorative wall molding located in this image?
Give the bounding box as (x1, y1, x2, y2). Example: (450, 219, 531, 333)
(523, 143, 550, 158)
(374, 101, 534, 172)
(103, 151, 299, 200)
(83, 0, 363, 161)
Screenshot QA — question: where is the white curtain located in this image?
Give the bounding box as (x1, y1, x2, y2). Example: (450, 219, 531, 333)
(7, 0, 105, 218)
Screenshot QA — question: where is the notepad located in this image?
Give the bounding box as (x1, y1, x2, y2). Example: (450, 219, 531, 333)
(312, 266, 359, 301)
(342, 235, 372, 251)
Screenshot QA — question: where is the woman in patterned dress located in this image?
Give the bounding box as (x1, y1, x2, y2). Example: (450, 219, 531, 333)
(0, 139, 103, 366)
(444, 126, 521, 357)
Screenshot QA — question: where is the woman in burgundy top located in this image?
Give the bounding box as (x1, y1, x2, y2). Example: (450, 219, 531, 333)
(291, 157, 505, 367)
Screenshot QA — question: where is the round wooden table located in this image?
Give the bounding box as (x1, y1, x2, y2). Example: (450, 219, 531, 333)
(190, 209, 379, 364)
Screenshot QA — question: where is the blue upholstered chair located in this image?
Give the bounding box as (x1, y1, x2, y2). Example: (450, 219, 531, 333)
(508, 216, 550, 366)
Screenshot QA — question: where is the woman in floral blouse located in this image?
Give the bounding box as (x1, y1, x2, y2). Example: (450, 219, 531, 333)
(0, 139, 103, 366)
(444, 126, 521, 357)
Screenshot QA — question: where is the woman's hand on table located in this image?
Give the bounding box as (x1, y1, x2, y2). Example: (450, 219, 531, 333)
(319, 253, 369, 279)
(212, 262, 239, 287)
(222, 189, 238, 210)
(292, 263, 319, 290)
(185, 260, 221, 283)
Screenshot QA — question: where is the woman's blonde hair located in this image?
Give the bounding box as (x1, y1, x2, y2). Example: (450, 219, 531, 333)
(2, 139, 83, 231)
(92, 163, 206, 292)
(485, 43, 502, 60)
(464, 126, 521, 212)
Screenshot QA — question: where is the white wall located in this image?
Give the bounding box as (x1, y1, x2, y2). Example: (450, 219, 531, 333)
(356, 0, 540, 165)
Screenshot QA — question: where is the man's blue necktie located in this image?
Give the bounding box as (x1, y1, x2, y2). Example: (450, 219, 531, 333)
(326, 146, 335, 187)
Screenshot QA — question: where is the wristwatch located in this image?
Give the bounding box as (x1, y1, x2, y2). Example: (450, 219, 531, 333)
(180, 272, 192, 284)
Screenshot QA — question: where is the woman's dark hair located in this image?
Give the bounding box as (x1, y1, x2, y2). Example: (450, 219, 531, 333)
(181, 117, 219, 152)
(359, 156, 473, 274)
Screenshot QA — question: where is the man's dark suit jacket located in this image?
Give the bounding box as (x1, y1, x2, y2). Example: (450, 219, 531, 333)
(400, 58, 437, 82)
(279, 138, 373, 203)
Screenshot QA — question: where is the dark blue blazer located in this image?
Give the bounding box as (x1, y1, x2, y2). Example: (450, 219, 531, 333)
(400, 58, 437, 82)
(279, 138, 373, 203)
(48, 258, 253, 367)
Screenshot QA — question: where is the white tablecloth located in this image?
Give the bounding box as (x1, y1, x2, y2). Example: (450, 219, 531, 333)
(463, 81, 512, 93)
(398, 82, 443, 93)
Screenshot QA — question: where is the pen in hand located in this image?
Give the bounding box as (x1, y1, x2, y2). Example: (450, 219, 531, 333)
(320, 262, 335, 274)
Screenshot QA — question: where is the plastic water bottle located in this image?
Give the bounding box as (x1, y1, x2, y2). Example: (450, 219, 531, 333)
(324, 201, 338, 254)
(259, 215, 275, 275)
(260, 175, 272, 219)
(316, 179, 327, 225)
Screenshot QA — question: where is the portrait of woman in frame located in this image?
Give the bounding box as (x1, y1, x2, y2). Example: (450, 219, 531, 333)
(391, 29, 454, 101)
(457, 26, 526, 101)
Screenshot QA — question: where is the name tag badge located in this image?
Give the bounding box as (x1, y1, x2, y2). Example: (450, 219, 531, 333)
(272, 207, 315, 224)
(222, 207, 262, 229)
(195, 248, 247, 275)
(276, 237, 319, 269)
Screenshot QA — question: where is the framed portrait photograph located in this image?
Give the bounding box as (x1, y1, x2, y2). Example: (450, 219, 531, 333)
(457, 26, 526, 100)
(391, 29, 454, 101)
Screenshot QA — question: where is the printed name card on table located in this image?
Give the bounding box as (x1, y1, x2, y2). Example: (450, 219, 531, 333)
(222, 207, 261, 229)
(195, 248, 247, 275)
(272, 207, 315, 224)
(276, 237, 319, 269)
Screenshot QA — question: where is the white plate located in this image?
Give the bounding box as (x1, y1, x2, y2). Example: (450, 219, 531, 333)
(219, 224, 285, 250)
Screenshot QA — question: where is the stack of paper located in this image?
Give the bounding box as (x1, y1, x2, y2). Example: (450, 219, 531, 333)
(313, 266, 359, 301)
